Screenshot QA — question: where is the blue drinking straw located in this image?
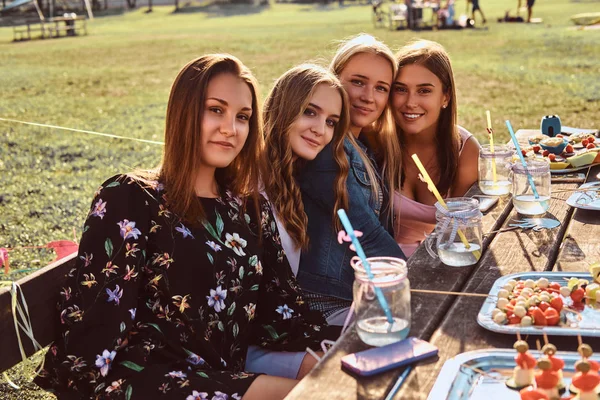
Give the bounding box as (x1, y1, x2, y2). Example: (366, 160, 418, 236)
(506, 120, 540, 199)
(337, 209, 395, 326)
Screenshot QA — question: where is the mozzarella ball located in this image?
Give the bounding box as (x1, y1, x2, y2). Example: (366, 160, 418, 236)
(525, 279, 536, 288)
(497, 298, 509, 310)
(514, 305, 527, 318)
(494, 312, 507, 324)
(521, 316, 533, 326)
(536, 278, 549, 289)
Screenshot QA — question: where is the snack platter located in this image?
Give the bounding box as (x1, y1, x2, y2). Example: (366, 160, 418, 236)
(428, 349, 600, 400)
(514, 129, 600, 174)
(478, 272, 600, 337)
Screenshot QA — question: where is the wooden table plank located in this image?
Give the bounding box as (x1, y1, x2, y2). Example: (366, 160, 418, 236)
(286, 188, 514, 400)
(395, 180, 581, 400)
(555, 165, 600, 273)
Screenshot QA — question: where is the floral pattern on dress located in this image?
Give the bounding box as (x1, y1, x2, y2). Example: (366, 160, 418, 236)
(35, 174, 336, 399)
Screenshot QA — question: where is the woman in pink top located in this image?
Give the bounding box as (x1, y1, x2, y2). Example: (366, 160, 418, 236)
(391, 40, 480, 257)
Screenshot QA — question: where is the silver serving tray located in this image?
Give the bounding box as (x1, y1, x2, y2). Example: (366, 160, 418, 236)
(566, 182, 600, 211)
(428, 348, 600, 400)
(478, 272, 600, 337)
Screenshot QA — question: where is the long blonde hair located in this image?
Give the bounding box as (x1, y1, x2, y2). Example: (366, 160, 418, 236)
(134, 54, 263, 225)
(330, 33, 401, 218)
(395, 40, 459, 195)
(262, 64, 351, 249)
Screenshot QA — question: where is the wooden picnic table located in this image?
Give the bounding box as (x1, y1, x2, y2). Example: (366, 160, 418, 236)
(286, 147, 600, 399)
(1, 132, 598, 399)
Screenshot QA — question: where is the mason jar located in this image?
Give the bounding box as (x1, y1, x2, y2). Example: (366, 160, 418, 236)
(478, 144, 513, 196)
(350, 257, 410, 347)
(425, 197, 483, 267)
(511, 160, 551, 216)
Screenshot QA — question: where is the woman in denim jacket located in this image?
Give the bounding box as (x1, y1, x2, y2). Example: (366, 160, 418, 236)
(245, 64, 351, 381)
(297, 34, 406, 325)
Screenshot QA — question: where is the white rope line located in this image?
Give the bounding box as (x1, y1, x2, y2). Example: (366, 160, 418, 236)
(0, 281, 45, 389)
(0, 117, 164, 146)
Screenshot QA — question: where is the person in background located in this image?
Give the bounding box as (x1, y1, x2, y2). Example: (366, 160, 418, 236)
(245, 63, 351, 380)
(437, 0, 456, 27)
(467, 0, 486, 24)
(297, 34, 406, 326)
(392, 40, 480, 258)
(34, 54, 338, 400)
(526, 0, 535, 23)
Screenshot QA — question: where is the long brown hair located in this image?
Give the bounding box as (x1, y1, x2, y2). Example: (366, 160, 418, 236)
(262, 64, 350, 250)
(395, 40, 459, 196)
(330, 33, 402, 219)
(135, 54, 263, 225)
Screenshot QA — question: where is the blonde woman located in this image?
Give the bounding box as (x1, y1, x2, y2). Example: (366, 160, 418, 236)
(296, 34, 406, 325)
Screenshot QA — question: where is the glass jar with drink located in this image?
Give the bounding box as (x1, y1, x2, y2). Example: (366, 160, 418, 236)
(425, 197, 483, 267)
(478, 144, 513, 196)
(511, 160, 551, 216)
(351, 257, 410, 347)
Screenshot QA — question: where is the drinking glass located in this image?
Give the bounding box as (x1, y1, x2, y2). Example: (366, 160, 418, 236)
(351, 257, 410, 347)
(511, 160, 551, 216)
(478, 144, 513, 196)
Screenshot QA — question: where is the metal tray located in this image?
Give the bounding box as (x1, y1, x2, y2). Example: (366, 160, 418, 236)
(566, 182, 600, 210)
(428, 348, 600, 400)
(477, 272, 600, 337)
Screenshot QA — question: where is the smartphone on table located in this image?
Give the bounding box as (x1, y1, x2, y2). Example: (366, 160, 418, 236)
(340, 337, 438, 377)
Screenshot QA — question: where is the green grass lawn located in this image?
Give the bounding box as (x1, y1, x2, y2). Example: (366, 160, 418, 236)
(0, 0, 599, 396)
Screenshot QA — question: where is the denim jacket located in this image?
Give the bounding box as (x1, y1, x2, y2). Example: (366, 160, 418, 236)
(296, 138, 406, 301)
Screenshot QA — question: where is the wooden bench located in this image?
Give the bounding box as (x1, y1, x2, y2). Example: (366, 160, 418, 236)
(12, 16, 87, 42)
(12, 19, 49, 41)
(0, 253, 75, 374)
(45, 16, 88, 38)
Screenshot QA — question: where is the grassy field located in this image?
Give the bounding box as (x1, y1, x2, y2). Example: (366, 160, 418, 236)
(0, 0, 599, 397)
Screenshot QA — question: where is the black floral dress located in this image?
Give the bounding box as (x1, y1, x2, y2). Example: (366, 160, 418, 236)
(35, 175, 336, 400)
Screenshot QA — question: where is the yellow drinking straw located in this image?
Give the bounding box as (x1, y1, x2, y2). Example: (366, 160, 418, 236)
(411, 154, 482, 261)
(486, 110, 498, 183)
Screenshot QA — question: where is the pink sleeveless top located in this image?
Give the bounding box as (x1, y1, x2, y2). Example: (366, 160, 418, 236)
(394, 127, 473, 257)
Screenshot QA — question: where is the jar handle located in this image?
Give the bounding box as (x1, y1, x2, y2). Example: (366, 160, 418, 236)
(424, 230, 440, 259)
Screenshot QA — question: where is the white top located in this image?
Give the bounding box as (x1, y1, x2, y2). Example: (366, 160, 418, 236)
(272, 210, 301, 277)
(261, 190, 301, 277)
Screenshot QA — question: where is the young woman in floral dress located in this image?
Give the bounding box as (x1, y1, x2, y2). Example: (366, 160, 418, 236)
(35, 54, 337, 400)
